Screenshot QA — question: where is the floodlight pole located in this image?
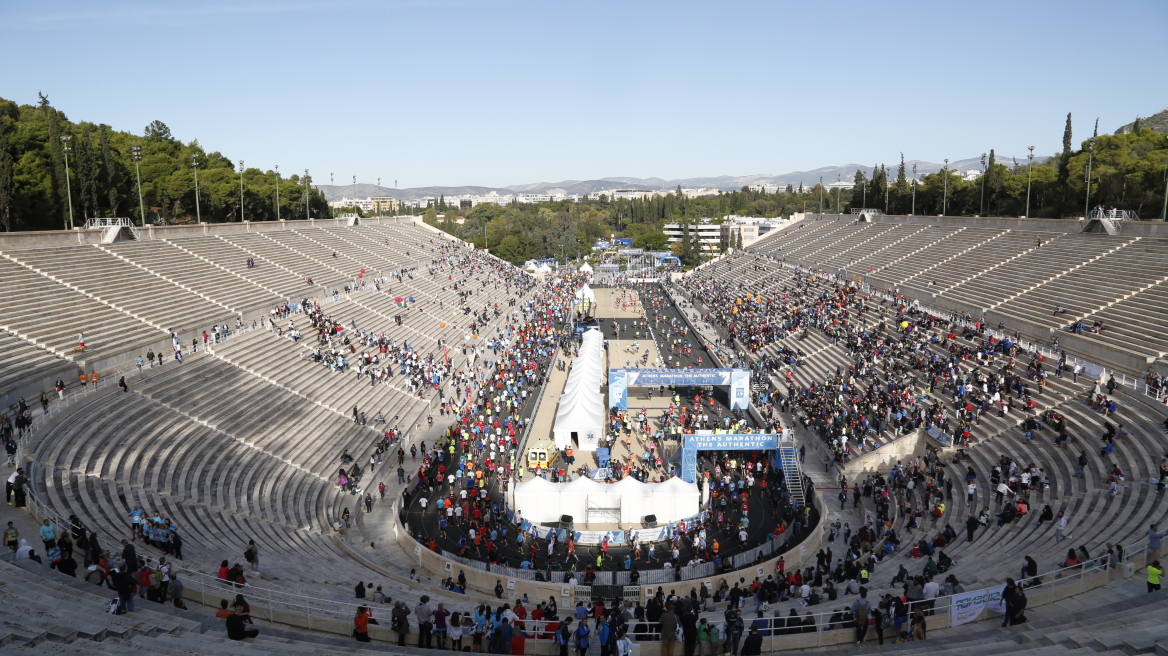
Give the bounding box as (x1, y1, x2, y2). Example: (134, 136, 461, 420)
(275, 164, 280, 221)
(192, 154, 202, 223)
(132, 145, 145, 226)
(239, 160, 245, 222)
(1024, 146, 1034, 219)
(60, 135, 74, 230)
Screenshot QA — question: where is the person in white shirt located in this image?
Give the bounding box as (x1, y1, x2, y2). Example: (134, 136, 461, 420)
(922, 578, 939, 599)
(1054, 511, 1070, 542)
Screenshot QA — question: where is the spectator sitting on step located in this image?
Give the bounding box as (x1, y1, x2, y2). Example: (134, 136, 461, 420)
(226, 604, 259, 640)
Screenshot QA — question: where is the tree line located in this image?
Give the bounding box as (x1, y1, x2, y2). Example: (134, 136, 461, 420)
(3, 97, 1164, 268)
(843, 118, 1167, 219)
(0, 94, 330, 231)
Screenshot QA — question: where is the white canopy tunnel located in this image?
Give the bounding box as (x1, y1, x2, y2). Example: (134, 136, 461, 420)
(511, 475, 700, 525)
(552, 328, 606, 451)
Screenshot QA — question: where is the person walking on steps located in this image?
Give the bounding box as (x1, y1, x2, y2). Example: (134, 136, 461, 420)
(851, 588, 872, 646)
(245, 539, 259, 572)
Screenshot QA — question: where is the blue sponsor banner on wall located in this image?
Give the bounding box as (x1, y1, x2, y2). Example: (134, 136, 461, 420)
(729, 369, 750, 410)
(608, 370, 628, 409)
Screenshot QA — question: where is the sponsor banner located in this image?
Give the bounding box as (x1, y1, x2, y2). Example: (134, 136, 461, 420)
(951, 585, 1006, 626)
(622, 368, 735, 387)
(609, 368, 750, 410)
(608, 370, 628, 409)
(686, 433, 779, 451)
(730, 369, 750, 410)
(682, 447, 698, 484)
(681, 433, 779, 483)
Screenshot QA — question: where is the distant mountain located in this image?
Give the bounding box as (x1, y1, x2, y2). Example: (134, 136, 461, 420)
(317, 155, 1044, 203)
(1116, 108, 1168, 135)
(317, 184, 513, 202)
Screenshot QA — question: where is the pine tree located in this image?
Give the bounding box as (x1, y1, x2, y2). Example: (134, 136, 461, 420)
(852, 170, 868, 209)
(1062, 113, 1073, 155)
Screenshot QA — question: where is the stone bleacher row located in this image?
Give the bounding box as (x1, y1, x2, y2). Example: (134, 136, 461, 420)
(6, 222, 541, 614)
(683, 253, 1168, 609)
(0, 223, 448, 407)
(0, 556, 453, 654)
(27, 360, 383, 593)
(748, 218, 1168, 371)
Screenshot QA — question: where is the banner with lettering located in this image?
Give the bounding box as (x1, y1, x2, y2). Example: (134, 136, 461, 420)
(950, 585, 1005, 626)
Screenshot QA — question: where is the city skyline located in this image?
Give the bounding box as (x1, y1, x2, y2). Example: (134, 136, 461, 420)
(1, 0, 1165, 189)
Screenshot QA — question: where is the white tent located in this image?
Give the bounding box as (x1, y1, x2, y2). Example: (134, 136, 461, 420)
(579, 262, 594, 274)
(609, 476, 647, 522)
(558, 477, 605, 524)
(574, 284, 596, 304)
(648, 477, 701, 522)
(512, 476, 559, 522)
(510, 474, 700, 525)
(535, 263, 553, 274)
(552, 328, 606, 451)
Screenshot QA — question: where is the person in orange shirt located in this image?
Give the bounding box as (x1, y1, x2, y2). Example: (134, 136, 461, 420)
(353, 605, 373, 642)
(79, 372, 88, 390)
(89, 372, 100, 385)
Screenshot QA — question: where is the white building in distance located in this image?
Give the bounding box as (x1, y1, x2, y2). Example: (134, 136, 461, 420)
(663, 220, 721, 254)
(719, 215, 788, 249)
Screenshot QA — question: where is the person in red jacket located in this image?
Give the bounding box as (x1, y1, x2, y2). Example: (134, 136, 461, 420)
(510, 630, 526, 655)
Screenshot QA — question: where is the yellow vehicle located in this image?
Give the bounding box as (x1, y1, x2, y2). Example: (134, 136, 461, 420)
(527, 447, 551, 469)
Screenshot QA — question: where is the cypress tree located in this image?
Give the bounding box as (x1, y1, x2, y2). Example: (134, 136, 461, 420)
(100, 125, 120, 217)
(78, 126, 99, 219)
(0, 119, 12, 231)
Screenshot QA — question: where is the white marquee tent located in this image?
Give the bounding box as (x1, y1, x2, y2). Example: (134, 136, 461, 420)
(552, 328, 606, 451)
(574, 283, 596, 304)
(512, 474, 700, 524)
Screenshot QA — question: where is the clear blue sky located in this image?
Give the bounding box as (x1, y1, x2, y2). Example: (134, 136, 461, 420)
(2, 0, 1165, 189)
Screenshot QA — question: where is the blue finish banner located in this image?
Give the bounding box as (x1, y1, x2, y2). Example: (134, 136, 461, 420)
(685, 433, 779, 451)
(681, 433, 779, 482)
(608, 368, 751, 410)
(622, 368, 735, 386)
